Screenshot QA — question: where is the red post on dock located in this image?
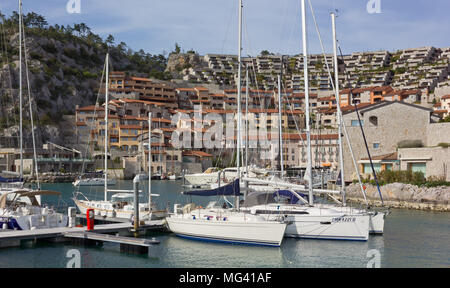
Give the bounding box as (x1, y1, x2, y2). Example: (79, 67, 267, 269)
(86, 209, 95, 231)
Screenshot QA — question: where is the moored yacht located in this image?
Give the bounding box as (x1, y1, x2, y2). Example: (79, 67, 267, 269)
(165, 180, 287, 247)
(0, 190, 68, 230)
(241, 190, 370, 241)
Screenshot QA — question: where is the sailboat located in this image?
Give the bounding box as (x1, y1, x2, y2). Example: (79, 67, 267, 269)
(73, 66, 165, 220)
(183, 167, 259, 186)
(0, 0, 68, 230)
(166, 0, 287, 247)
(73, 175, 116, 187)
(316, 11, 387, 234)
(240, 1, 371, 241)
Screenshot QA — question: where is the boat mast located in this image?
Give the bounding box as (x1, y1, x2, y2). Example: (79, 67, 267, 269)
(148, 113, 152, 211)
(245, 66, 249, 189)
(236, 0, 243, 210)
(301, 0, 313, 205)
(104, 53, 109, 202)
(19, 0, 23, 180)
(331, 12, 346, 206)
(277, 74, 284, 179)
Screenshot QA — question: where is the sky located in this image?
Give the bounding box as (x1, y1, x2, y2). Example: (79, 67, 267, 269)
(1, 0, 449, 57)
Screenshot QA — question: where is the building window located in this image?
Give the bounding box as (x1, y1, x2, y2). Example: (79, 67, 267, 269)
(351, 120, 364, 127)
(373, 143, 380, 149)
(369, 116, 378, 126)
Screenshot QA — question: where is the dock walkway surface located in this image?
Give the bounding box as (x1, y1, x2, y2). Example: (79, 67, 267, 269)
(0, 220, 165, 242)
(63, 231, 160, 247)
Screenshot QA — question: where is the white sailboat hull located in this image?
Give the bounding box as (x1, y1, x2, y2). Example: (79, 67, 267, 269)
(184, 168, 256, 185)
(184, 173, 226, 185)
(367, 212, 386, 234)
(74, 199, 167, 220)
(73, 178, 116, 187)
(0, 209, 68, 230)
(243, 204, 370, 241)
(319, 204, 386, 234)
(166, 210, 287, 247)
(283, 214, 369, 241)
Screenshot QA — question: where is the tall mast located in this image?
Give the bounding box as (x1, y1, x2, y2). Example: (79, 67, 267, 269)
(278, 75, 284, 178)
(19, 0, 23, 180)
(148, 113, 152, 211)
(331, 12, 346, 206)
(104, 53, 109, 201)
(245, 66, 249, 181)
(301, 0, 313, 205)
(236, 0, 243, 210)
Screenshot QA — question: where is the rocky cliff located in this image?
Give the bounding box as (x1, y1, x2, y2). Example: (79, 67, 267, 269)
(346, 183, 450, 211)
(165, 51, 204, 79)
(0, 13, 169, 146)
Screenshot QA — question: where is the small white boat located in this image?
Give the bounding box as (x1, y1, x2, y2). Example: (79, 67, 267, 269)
(73, 177, 116, 187)
(184, 167, 257, 186)
(74, 193, 167, 220)
(0, 190, 68, 230)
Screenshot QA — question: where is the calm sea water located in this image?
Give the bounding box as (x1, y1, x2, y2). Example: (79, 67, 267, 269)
(0, 180, 448, 268)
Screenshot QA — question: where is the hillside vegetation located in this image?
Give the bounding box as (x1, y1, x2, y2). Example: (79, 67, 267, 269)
(0, 11, 171, 126)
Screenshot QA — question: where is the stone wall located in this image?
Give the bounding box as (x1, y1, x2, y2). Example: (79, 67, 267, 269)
(345, 183, 450, 211)
(426, 122, 450, 146)
(398, 147, 450, 181)
(342, 102, 430, 182)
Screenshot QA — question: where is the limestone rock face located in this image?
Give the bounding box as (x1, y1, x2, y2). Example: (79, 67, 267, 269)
(166, 52, 203, 78)
(346, 183, 450, 211)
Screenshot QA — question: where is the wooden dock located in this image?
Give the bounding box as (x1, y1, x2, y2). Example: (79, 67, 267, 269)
(0, 220, 165, 254)
(63, 231, 160, 254)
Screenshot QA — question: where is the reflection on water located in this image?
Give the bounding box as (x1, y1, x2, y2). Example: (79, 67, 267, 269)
(1, 181, 447, 268)
(156, 235, 284, 268)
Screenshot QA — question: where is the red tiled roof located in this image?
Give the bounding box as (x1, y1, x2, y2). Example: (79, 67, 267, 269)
(182, 150, 213, 157)
(176, 88, 196, 92)
(441, 95, 450, 100)
(120, 125, 142, 129)
(371, 86, 393, 93)
(226, 133, 338, 141)
(130, 76, 152, 82)
(77, 105, 104, 112)
(118, 99, 165, 106)
(362, 152, 398, 161)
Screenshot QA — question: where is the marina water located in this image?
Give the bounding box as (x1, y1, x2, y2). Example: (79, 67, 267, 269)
(0, 181, 448, 268)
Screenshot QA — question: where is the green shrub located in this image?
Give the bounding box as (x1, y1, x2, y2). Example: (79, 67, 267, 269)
(397, 140, 424, 148)
(41, 42, 57, 54)
(437, 143, 450, 148)
(368, 170, 450, 187)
